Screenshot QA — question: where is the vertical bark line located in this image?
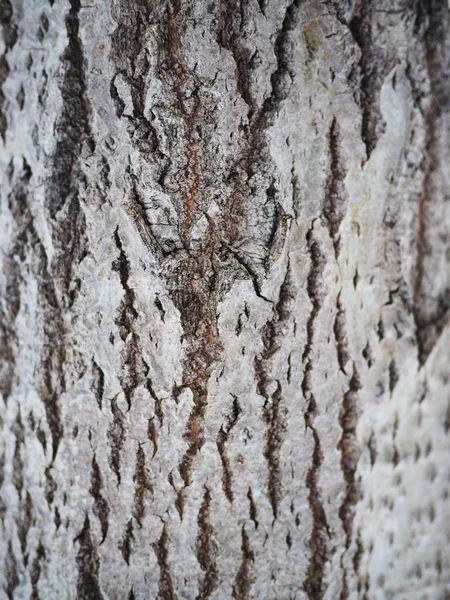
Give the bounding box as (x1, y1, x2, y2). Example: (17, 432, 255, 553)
(216, 1, 256, 117)
(195, 488, 219, 600)
(162, 4, 202, 250)
(216, 394, 242, 503)
(111, 227, 148, 410)
(4, 161, 65, 467)
(153, 524, 176, 600)
(337, 368, 362, 599)
(90, 454, 110, 544)
(133, 443, 153, 527)
(119, 520, 134, 566)
(254, 261, 294, 520)
(4, 541, 19, 600)
(347, 0, 394, 162)
(323, 117, 348, 258)
(46, 0, 90, 298)
(232, 526, 254, 600)
(38, 0, 91, 464)
(0, 0, 17, 140)
(301, 227, 330, 600)
(412, 0, 450, 364)
(107, 395, 126, 485)
(334, 293, 350, 375)
(30, 542, 45, 600)
(75, 515, 104, 600)
(91, 360, 105, 411)
(0, 162, 29, 405)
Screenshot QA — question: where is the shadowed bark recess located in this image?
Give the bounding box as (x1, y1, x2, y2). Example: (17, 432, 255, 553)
(0, 1, 449, 598)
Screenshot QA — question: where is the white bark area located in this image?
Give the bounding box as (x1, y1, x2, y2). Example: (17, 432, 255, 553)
(0, 1, 449, 599)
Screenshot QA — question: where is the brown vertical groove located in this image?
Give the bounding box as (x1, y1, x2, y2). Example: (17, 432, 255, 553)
(107, 395, 126, 485)
(155, 4, 222, 518)
(75, 515, 104, 600)
(0, 0, 17, 140)
(39, 0, 91, 463)
(323, 117, 348, 257)
(119, 520, 134, 566)
(232, 526, 254, 600)
(17, 492, 33, 557)
(254, 262, 294, 520)
(338, 368, 362, 599)
(334, 293, 350, 375)
(413, 0, 450, 364)
(302, 227, 330, 600)
(195, 488, 218, 599)
(112, 228, 148, 410)
(4, 542, 19, 600)
(0, 1, 19, 417)
(4, 159, 65, 465)
(153, 524, 176, 600)
(348, 0, 396, 162)
(30, 542, 45, 600)
(216, 394, 242, 503)
(133, 444, 153, 527)
(89, 454, 109, 544)
(1, 161, 30, 405)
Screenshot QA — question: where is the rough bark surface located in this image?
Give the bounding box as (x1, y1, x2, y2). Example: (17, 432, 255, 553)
(0, 1, 450, 599)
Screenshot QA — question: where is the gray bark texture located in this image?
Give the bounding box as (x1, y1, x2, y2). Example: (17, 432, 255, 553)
(0, 0, 450, 598)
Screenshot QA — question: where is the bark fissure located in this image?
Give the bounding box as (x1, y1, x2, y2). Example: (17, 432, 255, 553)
(107, 395, 126, 485)
(323, 117, 348, 257)
(0, 0, 17, 140)
(133, 444, 153, 527)
(254, 261, 294, 520)
(75, 515, 104, 600)
(338, 368, 362, 599)
(90, 454, 109, 544)
(302, 228, 330, 600)
(412, 0, 450, 364)
(232, 526, 254, 600)
(153, 524, 176, 600)
(195, 488, 219, 600)
(216, 394, 242, 503)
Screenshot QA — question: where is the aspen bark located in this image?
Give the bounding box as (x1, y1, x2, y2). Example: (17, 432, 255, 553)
(0, 1, 449, 598)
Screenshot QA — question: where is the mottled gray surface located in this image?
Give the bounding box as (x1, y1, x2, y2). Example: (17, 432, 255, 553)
(0, 1, 450, 598)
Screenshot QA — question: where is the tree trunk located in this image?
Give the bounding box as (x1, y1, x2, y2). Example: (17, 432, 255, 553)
(1, 0, 449, 598)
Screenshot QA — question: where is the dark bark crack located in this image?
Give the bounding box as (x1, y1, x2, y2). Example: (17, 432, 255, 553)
(412, 0, 450, 364)
(91, 359, 105, 411)
(254, 261, 294, 521)
(90, 454, 109, 544)
(348, 1, 395, 161)
(30, 542, 45, 600)
(232, 526, 254, 600)
(323, 117, 348, 257)
(334, 292, 350, 375)
(153, 524, 176, 600)
(133, 444, 153, 527)
(112, 229, 148, 409)
(75, 515, 104, 600)
(119, 519, 134, 566)
(107, 396, 126, 485)
(0, 0, 17, 140)
(196, 488, 219, 600)
(216, 394, 242, 503)
(301, 227, 330, 600)
(337, 367, 362, 598)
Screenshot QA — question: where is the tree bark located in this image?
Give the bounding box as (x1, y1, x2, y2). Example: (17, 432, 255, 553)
(0, 1, 449, 598)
